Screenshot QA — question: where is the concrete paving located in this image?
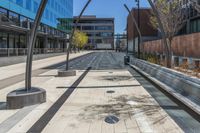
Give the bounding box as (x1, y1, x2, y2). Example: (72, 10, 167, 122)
(0, 51, 184, 133)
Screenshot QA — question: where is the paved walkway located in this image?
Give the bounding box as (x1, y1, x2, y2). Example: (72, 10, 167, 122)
(0, 52, 183, 133)
(0, 51, 91, 81)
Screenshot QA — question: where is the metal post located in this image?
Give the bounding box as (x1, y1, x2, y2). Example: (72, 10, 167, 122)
(126, 23, 129, 54)
(134, 0, 140, 58)
(66, 0, 92, 70)
(25, 0, 48, 90)
(124, 4, 143, 57)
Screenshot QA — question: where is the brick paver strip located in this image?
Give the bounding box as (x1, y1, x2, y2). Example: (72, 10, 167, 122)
(27, 67, 91, 133)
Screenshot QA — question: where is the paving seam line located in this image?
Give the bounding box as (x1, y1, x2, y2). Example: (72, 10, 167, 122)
(128, 63, 200, 121)
(27, 67, 92, 133)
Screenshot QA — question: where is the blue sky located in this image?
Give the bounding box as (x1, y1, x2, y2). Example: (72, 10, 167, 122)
(74, 0, 150, 34)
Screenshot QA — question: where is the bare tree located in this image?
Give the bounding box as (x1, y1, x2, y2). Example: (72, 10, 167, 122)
(149, 0, 186, 68)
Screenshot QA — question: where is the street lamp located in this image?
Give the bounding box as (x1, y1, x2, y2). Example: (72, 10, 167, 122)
(58, 0, 92, 77)
(26, 0, 48, 90)
(124, 4, 142, 57)
(67, 0, 92, 70)
(135, 0, 140, 58)
(7, 0, 48, 109)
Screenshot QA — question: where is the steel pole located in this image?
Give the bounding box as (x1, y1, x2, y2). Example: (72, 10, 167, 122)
(66, 0, 92, 70)
(137, 0, 140, 58)
(124, 4, 143, 56)
(25, 0, 48, 90)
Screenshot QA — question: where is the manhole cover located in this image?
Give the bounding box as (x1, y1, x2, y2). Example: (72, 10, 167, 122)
(105, 115, 119, 124)
(106, 90, 115, 93)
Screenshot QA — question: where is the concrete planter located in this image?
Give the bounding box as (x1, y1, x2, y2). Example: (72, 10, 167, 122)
(130, 58, 200, 105)
(7, 87, 46, 109)
(57, 70, 76, 77)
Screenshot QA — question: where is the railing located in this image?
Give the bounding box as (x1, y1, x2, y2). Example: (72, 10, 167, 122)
(0, 48, 67, 57)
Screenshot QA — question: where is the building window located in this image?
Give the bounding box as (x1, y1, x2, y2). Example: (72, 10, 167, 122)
(9, 11, 20, 26)
(45, 9, 49, 19)
(34, 1, 39, 13)
(0, 7, 7, 15)
(0, 32, 8, 48)
(95, 26, 113, 31)
(20, 15, 28, 28)
(16, 0, 23, 7)
(82, 26, 94, 30)
(26, 0, 31, 10)
(198, 19, 200, 32)
(51, 0, 54, 8)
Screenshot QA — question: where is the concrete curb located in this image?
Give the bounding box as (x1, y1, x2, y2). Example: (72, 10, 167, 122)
(129, 63, 200, 116)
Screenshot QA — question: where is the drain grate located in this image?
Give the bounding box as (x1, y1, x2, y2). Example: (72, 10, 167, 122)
(105, 115, 119, 124)
(106, 90, 115, 94)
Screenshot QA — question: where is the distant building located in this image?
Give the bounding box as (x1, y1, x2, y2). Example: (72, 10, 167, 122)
(127, 8, 158, 53)
(179, 0, 200, 35)
(74, 16, 114, 50)
(0, 0, 73, 57)
(115, 33, 127, 51)
(57, 18, 73, 33)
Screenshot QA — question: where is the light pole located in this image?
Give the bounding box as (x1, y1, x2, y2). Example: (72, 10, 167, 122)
(135, 0, 140, 58)
(58, 0, 92, 77)
(124, 4, 142, 58)
(66, 0, 92, 70)
(26, 0, 48, 90)
(7, 0, 48, 109)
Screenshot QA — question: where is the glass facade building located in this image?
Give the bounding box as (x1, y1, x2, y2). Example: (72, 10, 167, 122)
(0, 0, 73, 27)
(0, 0, 73, 56)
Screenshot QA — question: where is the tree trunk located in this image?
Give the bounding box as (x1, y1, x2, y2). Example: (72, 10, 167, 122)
(166, 38, 172, 68)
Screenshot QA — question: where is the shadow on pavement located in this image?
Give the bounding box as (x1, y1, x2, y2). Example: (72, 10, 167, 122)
(76, 94, 171, 125)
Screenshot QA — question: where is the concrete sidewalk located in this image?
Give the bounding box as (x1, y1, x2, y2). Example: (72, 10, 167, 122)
(41, 70, 182, 133)
(0, 52, 183, 133)
(0, 69, 182, 133)
(0, 51, 91, 81)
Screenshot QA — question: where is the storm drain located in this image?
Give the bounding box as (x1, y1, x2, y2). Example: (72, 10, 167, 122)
(106, 90, 115, 94)
(104, 115, 119, 124)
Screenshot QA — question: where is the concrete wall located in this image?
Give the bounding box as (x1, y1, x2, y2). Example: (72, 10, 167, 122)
(130, 58, 200, 106)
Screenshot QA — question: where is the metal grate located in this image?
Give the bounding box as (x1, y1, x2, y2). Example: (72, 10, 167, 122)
(104, 115, 119, 124)
(106, 90, 115, 93)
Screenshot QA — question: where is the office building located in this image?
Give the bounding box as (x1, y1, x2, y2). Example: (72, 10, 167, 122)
(0, 0, 73, 57)
(74, 15, 114, 50)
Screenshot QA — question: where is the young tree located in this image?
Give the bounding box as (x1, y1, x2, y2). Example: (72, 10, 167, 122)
(150, 0, 186, 68)
(72, 30, 88, 51)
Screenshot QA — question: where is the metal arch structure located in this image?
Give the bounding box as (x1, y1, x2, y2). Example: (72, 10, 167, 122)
(124, 4, 143, 57)
(25, 0, 48, 90)
(66, 0, 92, 70)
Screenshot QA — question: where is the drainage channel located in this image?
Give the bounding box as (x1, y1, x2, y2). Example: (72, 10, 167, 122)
(128, 67, 200, 133)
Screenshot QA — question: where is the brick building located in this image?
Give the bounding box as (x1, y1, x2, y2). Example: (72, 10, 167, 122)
(142, 1, 200, 67)
(127, 8, 158, 53)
